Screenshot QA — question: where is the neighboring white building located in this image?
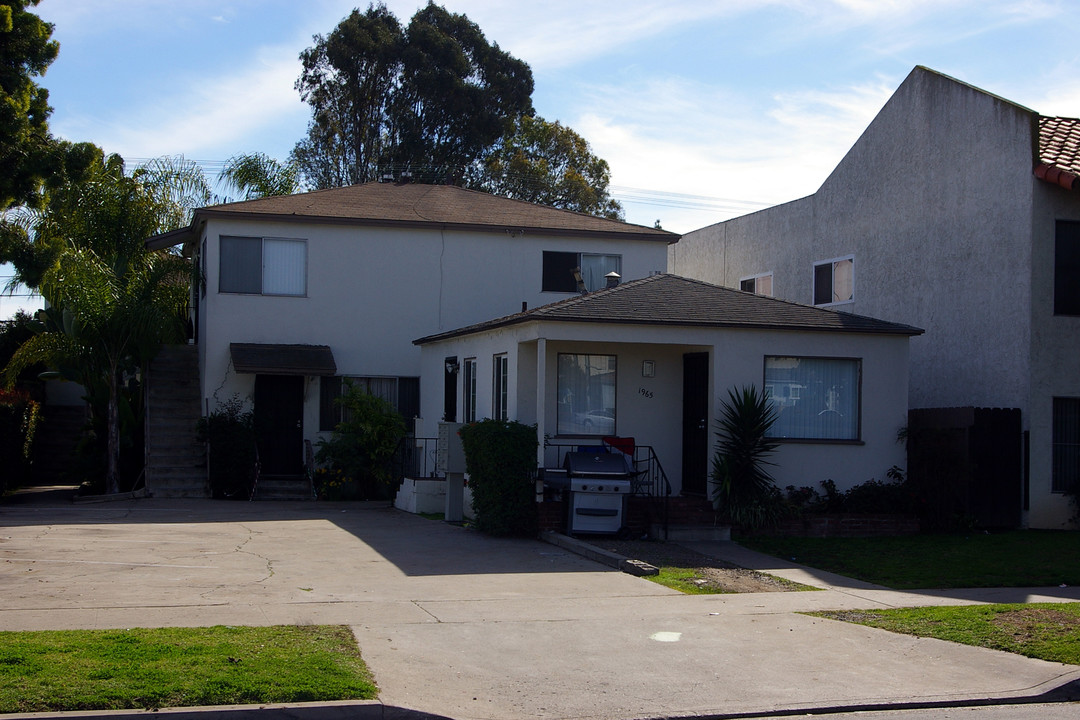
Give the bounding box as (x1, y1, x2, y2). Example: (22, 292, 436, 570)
(148, 182, 674, 479)
(415, 274, 920, 496)
(669, 66, 1080, 528)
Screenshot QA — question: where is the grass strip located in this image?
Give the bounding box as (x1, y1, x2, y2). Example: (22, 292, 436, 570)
(740, 530, 1080, 589)
(812, 602, 1080, 665)
(648, 567, 736, 594)
(0, 625, 376, 714)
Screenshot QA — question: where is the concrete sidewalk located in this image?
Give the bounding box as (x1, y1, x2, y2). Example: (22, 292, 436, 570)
(2, 496, 1078, 720)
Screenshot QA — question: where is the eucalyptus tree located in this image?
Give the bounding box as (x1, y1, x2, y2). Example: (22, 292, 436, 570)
(3, 155, 208, 493)
(477, 115, 624, 220)
(292, 1, 533, 187)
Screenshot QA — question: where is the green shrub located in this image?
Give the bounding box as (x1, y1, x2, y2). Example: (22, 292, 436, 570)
(785, 467, 916, 515)
(0, 388, 40, 493)
(458, 419, 538, 536)
(315, 381, 406, 501)
(197, 396, 256, 499)
(710, 385, 788, 530)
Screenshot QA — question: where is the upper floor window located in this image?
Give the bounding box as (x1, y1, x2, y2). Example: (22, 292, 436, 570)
(764, 356, 860, 441)
(557, 353, 616, 436)
(813, 256, 853, 306)
(542, 251, 621, 292)
(1055, 220, 1080, 316)
(220, 236, 306, 296)
(740, 273, 773, 296)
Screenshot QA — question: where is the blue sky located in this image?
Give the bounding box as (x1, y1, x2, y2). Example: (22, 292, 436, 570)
(5, 0, 1080, 318)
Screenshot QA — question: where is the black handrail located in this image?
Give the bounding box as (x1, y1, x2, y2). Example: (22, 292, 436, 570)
(543, 441, 671, 538)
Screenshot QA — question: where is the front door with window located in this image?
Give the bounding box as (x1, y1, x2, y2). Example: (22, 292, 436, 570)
(254, 374, 304, 476)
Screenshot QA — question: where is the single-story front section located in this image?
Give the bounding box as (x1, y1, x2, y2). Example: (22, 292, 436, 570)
(414, 274, 922, 497)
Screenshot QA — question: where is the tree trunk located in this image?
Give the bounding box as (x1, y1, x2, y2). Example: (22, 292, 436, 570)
(106, 367, 120, 494)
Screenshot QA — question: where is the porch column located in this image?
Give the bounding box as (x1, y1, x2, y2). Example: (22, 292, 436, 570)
(535, 338, 547, 468)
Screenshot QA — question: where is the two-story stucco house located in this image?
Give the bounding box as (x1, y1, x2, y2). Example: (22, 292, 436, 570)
(670, 66, 1080, 528)
(147, 182, 673, 489)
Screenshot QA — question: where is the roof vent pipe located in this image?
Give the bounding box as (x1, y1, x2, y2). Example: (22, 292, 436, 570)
(605, 271, 621, 289)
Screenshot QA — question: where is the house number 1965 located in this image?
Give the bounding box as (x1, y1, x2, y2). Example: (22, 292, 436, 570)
(638, 387, 654, 399)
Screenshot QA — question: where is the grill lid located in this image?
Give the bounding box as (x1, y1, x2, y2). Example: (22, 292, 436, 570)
(564, 452, 631, 477)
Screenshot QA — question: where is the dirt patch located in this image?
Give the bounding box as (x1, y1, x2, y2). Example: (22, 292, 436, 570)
(584, 539, 805, 593)
(990, 607, 1080, 641)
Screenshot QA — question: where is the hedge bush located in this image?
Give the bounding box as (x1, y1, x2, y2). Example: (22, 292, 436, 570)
(458, 419, 538, 536)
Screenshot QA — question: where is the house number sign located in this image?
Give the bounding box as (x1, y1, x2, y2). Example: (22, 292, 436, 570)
(638, 387, 654, 399)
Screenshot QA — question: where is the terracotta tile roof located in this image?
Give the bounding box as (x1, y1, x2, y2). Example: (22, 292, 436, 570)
(149, 182, 675, 250)
(1036, 116, 1080, 190)
(414, 274, 923, 344)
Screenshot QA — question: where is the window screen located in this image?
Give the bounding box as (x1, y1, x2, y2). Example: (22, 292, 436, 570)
(765, 356, 860, 440)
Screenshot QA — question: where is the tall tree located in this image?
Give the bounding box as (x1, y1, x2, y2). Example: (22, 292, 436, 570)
(292, 1, 533, 187)
(3, 156, 208, 493)
(0, 0, 97, 209)
(477, 115, 623, 219)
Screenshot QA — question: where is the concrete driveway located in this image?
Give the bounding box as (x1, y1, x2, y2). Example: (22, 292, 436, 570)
(2, 496, 1079, 720)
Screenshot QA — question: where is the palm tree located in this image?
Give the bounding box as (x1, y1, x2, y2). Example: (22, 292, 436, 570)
(219, 152, 303, 200)
(3, 155, 207, 493)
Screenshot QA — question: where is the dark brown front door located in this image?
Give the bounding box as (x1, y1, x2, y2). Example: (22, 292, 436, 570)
(681, 352, 709, 495)
(254, 374, 304, 475)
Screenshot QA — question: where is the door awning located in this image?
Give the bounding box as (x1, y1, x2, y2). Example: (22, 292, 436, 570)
(230, 343, 337, 376)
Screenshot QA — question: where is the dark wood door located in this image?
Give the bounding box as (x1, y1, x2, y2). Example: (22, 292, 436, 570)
(254, 374, 304, 475)
(681, 352, 710, 495)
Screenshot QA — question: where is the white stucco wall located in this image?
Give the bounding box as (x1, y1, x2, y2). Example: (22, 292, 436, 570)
(196, 218, 670, 460)
(418, 320, 910, 497)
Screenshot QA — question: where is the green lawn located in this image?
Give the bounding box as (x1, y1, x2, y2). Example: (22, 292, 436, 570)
(813, 603, 1080, 665)
(741, 530, 1080, 589)
(0, 625, 377, 714)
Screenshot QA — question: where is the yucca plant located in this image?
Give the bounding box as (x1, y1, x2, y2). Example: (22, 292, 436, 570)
(710, 385, 786, 530)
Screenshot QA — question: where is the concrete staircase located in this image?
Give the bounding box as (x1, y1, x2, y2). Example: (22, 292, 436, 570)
(145, 344, 207, 497)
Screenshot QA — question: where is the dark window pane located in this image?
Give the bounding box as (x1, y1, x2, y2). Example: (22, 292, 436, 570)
(1055, 221, 1080, 315)
(319, 376, 342, 431)
(543, 251, 579, 292)
(220, 236, 262, 293)
(398, 377, 420, 425)
(740, 278, 755, 292)
(813, 263, 833, 305)
(1053, 397, 1080, 493)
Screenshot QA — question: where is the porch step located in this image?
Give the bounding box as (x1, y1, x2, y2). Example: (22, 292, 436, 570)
(652, 523, 731, 542)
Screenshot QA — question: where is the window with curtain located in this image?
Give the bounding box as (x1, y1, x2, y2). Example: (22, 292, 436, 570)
(319, 375, 419, 431)
(740, 273, 773, 296)
(1053, 397, 1080, 493)
(542, 251, 622, 292)
(813, 256, 853, 305)
(557, 353, 616, 436)
(764, 356, 860, 440)
(219, 236, 306, 296)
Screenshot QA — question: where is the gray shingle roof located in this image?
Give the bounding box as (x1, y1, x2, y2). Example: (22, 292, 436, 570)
(414, 274, 923, 344)
(148, 182, 676, 250)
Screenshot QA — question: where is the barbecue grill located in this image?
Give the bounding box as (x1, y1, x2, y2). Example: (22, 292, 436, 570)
(561, 451, 632, 534)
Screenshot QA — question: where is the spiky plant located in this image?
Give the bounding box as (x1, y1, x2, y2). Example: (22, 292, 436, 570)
(710, 385, 786, 530)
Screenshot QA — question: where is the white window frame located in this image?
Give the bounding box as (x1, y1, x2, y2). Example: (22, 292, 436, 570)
(462, 358, 477, 423)
(739, 272, 773, 296)
(541, 251, 622, 293)
(219, 236, 307, 297)
(764, 356, 861, 442)
(492, 354, 509, 421)
(812, 255, 854, 307)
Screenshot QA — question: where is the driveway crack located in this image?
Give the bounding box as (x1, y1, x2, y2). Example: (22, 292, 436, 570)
(233, 524, 274, 582)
